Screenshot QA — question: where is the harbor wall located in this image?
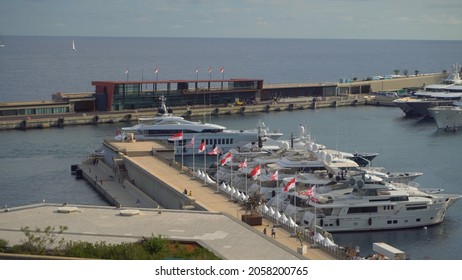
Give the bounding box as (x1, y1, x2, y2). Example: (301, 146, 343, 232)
(0, 95, 365, 130)
(122, 155, 203, 211)
(0, 72, 447, 130)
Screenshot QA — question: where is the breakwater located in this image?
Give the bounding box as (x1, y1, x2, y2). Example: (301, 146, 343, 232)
(0, 95, 365, 130)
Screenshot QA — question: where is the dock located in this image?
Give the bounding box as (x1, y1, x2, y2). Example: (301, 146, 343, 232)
(69, 139, 338, 260)
(0, 72, 448, 130)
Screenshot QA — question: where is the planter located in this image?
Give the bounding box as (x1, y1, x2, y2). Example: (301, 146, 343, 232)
(297, 245, 307, 255)
(241, 214, 263, 226)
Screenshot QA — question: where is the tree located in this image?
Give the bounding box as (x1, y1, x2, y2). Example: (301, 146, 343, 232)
(393, 69, 400, 76)
(241, 191, 265, 215)
(15, 225, 68, 255)
(415, 70, 419, 76)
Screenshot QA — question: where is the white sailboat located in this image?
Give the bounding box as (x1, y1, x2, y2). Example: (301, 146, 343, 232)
(72, 40, 76, 51)
(0, 34, 5, 48)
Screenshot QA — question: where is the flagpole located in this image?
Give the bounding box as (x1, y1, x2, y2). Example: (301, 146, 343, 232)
(204, 144, 207, 185)
(173, 139, 176, 168)
(192, 140, 195, 177)
(245, 157, 248, 195)
(276, 173, 279, 214)
(230, 154, 233, 189)
(181, 131, 184, 173)
(216, 146, 219, 193)
(259, 164, 262, 196)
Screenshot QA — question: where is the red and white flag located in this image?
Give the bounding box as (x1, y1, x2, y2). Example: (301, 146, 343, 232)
(198, 140, 206, 153)
(169, 131, 183, 141)
(185, 137, 195, 148)
(220, 67, 224, 74)
(270, 170, 278, 181)
(195, 67, 199, 74)
(250, 165, 261, 179)
(283, 177, 296, 192)
(310, 185, 318, 202)
(238, 159, 247, 169)
(208, 146, 221, 155)
(220, 152, 232, 166)
(154, 67, 159, 74)
(208, 67, 212, 73)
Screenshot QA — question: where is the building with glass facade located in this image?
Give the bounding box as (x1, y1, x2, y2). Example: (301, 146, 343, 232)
(91, 78, 264, 111)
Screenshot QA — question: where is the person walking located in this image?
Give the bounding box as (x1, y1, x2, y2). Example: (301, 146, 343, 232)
(271, 225, 276, 238)
(263, 227, 267, 235)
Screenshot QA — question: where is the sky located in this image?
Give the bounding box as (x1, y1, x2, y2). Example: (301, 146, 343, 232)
(1, 0, 462, 40)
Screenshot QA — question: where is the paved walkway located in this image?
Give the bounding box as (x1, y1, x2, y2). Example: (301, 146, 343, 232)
(81, 151, 335, 260)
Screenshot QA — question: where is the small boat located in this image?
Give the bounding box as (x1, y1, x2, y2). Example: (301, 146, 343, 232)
(0, 34, 5, 48)
(72, 40, 76, 51)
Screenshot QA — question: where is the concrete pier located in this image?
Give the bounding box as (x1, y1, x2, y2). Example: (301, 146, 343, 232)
(73, 139, 338, 260)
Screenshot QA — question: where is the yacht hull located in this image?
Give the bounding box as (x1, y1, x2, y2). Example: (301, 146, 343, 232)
(428, 106, 462, 131)
(301, 194, 460, 232)
(405, 99, 454, 118)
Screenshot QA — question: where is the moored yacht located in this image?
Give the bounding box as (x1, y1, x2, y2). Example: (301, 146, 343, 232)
(119, 97, 282, 155)
(394, 64, 462, 117)
(428, 101, 462, 131)
(299, 176, 461, 232)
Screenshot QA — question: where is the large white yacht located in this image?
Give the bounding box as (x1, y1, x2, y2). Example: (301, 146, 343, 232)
(299, 176, 461, 232)
(428, 101, 462, 131)
(119, 97, 282, 155)
(394, 65, 462, 117)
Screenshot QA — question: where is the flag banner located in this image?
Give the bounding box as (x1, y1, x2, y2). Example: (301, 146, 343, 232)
(168, 131, 183, 141)
(238, 159, 247, 169)
(154, 67, 158, 74)
(208, 67, 212, 73)
(185, 137, 195, 148)
(283, 177, 296, 192)
(220, 66, 224, 73)
(220, 152, 232, 166)
(270, 170, 278, 181)
(208, 146, 220, 155)
(198, 141, 206, 153)
(250, 165, 261, 179)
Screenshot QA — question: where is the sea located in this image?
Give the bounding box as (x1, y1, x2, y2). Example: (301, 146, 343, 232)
(1, 36, 462, 260)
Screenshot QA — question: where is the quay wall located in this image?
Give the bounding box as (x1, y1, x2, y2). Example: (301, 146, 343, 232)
(0, 95, 365, 130)
(0, 73, 447, 130)
(122, 155, 204, 211)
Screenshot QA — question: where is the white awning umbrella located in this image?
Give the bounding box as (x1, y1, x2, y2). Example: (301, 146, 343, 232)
(220, 182, 227, 191)
(288, 216, 296, 227)
(205, 174, 215, 184)
(267, 207, 275, 216)
(263, 205, 269, 214)
(280, 213, 289, 224)
(274, 211, 282, 220)
(196, 169, 202, 178)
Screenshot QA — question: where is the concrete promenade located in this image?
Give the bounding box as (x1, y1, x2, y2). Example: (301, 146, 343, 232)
(78, 141, 336, 260)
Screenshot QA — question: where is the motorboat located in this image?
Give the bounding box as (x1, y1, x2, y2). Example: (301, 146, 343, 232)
(118, 97, 283, 155)
(351, 166, 423, 184)
(394, 64, 462, 117)
(428, 101, 462, 131)
(299, 176, 461, 232)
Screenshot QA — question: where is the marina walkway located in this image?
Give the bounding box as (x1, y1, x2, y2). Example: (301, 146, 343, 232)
(79, 142, 336, 260)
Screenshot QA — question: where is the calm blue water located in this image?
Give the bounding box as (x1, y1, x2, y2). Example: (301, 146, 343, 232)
(1, 36, 462, 259)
